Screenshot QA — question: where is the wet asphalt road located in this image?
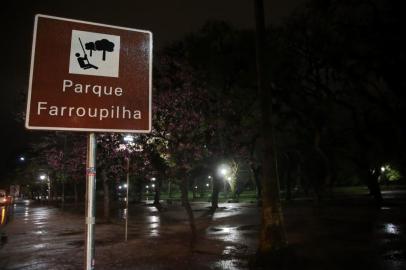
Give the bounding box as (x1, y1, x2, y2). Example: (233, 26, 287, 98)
(0, 200, 260, 269)
(0, 191, 405, 270)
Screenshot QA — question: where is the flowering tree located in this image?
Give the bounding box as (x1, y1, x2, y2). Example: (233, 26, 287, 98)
(152, 54, 213, 241)
(32, 132, 86, 203)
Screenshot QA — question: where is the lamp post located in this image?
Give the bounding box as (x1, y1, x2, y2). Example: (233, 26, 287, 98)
(40, 173, 51, 203)
(208, 175, 213, 199)
(123, 134, 134, 241)
(125, 156, 130, 241)
(218, 164, 230, 200)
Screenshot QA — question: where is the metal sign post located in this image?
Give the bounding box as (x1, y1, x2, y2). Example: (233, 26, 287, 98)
(125, 157, 130, 241)
(85, 133, 96, 270)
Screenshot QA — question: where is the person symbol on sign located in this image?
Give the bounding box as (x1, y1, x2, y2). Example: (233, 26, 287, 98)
(75, 53, 98, 70)
(76, 37, 98, 70)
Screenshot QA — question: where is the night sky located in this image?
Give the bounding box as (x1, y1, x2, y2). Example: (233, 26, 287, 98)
(0, 0, 304, 180)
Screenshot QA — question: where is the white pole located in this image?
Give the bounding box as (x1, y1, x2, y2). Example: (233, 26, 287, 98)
(125, 157, 130, 241)
(85, 133, 96, 270)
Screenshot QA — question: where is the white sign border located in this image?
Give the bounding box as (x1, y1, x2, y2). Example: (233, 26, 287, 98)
(25, 14, 153, 133)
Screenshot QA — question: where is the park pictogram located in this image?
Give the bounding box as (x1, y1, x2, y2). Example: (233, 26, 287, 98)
(69, 30, 120, 78)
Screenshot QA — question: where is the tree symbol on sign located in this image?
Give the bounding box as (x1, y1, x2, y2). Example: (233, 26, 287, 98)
(85, 42, 96, 57)
(95, 39, 115, 61)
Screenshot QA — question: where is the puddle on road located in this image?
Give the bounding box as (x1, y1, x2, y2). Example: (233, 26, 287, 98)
(212, 259, 247, 270)
(58, 230, 82, 236)
(147, 215, 160, 237)
(33, 230, 46, 235)
(212, 206, 241, 220)
(33, 243, 46, 249)
(208, 226, 245, 243)
(384, 223, 400, 235)
(382, 250, 406, 261)
(237, 225, 258, 231)
(68, 240, 84, 247)
(223, 245, 247, 256)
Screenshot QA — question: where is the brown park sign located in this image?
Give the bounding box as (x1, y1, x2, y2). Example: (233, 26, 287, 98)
(25, 14, 152, 133)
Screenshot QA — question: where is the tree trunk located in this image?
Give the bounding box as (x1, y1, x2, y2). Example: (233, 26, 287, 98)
(101, 170, 110, 222)
(251, 165, 262, 206)
(61, 180, 65, 208)
(285, 170, 292, 201)
(192, 179, 197, 200)
(254, 0, 287, 259)
(153, 177, 163, 211)
(211, 175, 221, 211)
(74, 181, 78, 206)
(360, 164, 383, 204)
(313, 129, 331, 202)
(180, 178, 196, 247)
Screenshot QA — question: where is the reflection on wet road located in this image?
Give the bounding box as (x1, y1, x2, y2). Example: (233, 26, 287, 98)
(1, 206, 7, 226)
(384, 223, 400, 235)
(0, 201, 84, 270)
(208, 204, 259, 248)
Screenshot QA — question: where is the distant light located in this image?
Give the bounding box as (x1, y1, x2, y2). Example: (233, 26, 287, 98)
(145, 185, 149, 189)
(39, 175, 46, 180)
(208, 175, 212, 179)
(381, 166, 386, 172)
(151, 184, 155, 188)
(118, 185, 122, 190)
(124, 135, 134, 142)
(123, 184, 128, 188)
(194, 186, 198, 189)
(206, 183, 209, 187)
(19, 156, 25, 161)
(151, 177, 156, 181)
(218, 164, 230, 177)
(385, 223, 399, 235)
(226, 176, 232, 181)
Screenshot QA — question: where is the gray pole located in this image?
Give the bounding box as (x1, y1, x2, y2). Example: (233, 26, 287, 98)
(85, 133, 96, 270)
(125, 157, 130, 241)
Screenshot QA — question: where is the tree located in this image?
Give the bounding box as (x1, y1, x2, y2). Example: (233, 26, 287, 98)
(152, 53, 214, 243)
(97, 133, 127, 222)
(85, 42, 96, 57)
(253, 0, 287, 259)
(95, 39, 114, 61)
(166, 21, 260, 210)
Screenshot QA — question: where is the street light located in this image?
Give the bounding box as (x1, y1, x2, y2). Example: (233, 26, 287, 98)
(39, 173, 51, 203)
(218, 164, 230, 177)
(123, 135, 134, 143)
(122, 134, 134, 242)
(217, 164, 231, 200)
